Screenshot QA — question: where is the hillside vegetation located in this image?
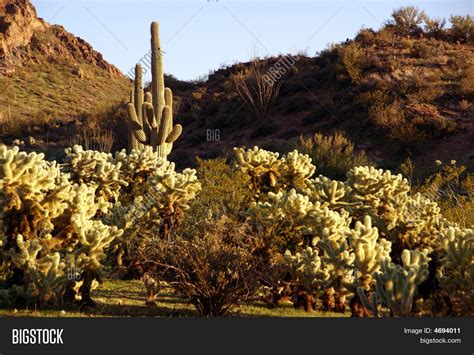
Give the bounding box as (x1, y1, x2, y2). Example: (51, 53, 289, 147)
(166, 8, 473, 176)
(0, 0, 129, 156)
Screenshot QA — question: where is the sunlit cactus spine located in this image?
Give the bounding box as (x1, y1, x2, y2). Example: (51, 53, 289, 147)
(127, 21, 182, 159)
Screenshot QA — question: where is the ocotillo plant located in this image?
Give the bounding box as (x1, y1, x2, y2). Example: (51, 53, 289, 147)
(127, 22, 182, 159)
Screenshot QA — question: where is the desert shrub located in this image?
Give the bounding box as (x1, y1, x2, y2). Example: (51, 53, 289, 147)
(368, 96, 455, 145)
(424, 18, 446, 39)
(298, 131, 371, 180)
(459, 62, 474, 96)
(387, 6, 427, 35)
(357, 89, 391, 108)
(399, 38, 414, 50)
(417, 160, 474, 228)
(410, 114, 455, 137)
(355, 28, 376, 46)
(458, 99, 472, 112)
(336, 43, 368, 84)
(407, 73, 445, 103)
(374, 28, 394, 45)
(143, 216, 264, 316)
(449, 15, 474, 43)
(231, 58, 284, 122)
(180, 158, 252, 233)
(411, 41, 444, 59)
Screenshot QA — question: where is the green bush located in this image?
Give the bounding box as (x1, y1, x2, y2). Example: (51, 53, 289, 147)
(337, 43, 368, 84)
(298, 131, 371, 180)
(416, 160, 474, 228)
(179, 157, 252, 235)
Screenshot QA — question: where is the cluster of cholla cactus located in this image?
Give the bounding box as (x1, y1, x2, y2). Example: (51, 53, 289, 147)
(283, 247, 331, 311)
(234, 147, 315, 193)
(359, 250, 431, 317)
(127, 22, 182, 159)
(63, 145, 200, 271)
(437, 227, 473, 314)
(236, 146, 473, 316)
(63, 145, 127, 202)
(0, 140, 470, 315)
(0, 143, 201, 308)
(0, 145, 122, 307)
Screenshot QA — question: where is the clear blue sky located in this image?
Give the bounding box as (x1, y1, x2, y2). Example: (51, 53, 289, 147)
(32, 0, 472, 81)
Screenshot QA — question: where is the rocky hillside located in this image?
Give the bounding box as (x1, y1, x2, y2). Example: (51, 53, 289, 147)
(167, 18, 473, 175)
(0, 2, 472, 177)
(0, 0, 129, 153)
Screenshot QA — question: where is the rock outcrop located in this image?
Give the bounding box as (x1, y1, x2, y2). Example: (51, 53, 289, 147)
(0, 0, 122, 76)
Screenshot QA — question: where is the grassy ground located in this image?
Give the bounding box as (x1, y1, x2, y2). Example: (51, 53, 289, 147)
(0, 279, 349, 318)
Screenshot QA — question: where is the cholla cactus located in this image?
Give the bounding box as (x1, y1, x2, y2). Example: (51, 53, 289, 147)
(372, 250, 431, 316)
(248, 189, 313, 222)
(234, 146, 282, 191)
(438, 227, 473, 314)
(280, 150, 316, 189)
(315, 228, 355, 285)
(245, 189, 316, 249)
(0, 145, 122, 306)
(307, 175, 359, 211)
(308, 205, 351, 244)
(0, 146, 73, 239)
(64, 145, 127, 201)
(236, 146, 469, 315)
(346, 166, 410, 231)
(147, 168, 201, 213)
(284, 247, 331, 311)
(114, 146, 171, 183)
(399, 193, 442, 250)
(113, 146, 174, 206)
(108, 161, 201, 274)
(349, 216, 392, 290)
(0, 145, 69, 214)
(284, 248, 330, 290)
(1, 236, 66, 307)
(234, 147, 315, 193)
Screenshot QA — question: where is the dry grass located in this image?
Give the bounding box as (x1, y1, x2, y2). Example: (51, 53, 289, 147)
(0, 279, 349, 318)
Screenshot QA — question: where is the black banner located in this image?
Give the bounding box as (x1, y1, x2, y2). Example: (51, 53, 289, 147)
(0, 317, 472, 355)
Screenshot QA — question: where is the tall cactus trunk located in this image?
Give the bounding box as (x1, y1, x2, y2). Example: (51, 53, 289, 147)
(151, 22, 165, 126)
(126, 21, 182, 160)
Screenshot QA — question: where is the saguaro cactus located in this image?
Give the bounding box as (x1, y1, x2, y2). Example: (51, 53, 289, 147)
(127, 22, 182, 159)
